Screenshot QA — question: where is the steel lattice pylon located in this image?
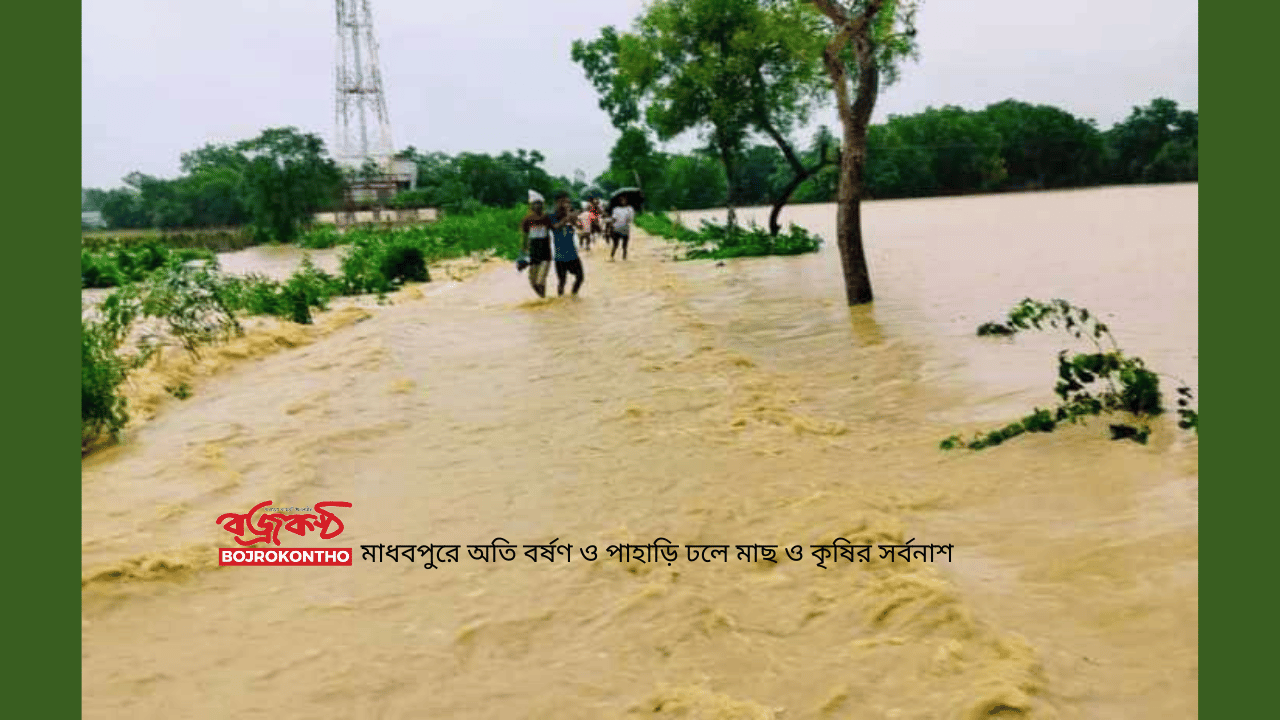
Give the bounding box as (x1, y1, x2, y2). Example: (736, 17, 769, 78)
(334, 0, 394, 170)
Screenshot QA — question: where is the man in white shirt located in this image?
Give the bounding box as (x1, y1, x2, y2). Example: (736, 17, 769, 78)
(609, 195, 635, 261)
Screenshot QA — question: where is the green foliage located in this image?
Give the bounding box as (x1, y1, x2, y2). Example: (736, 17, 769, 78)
(634, 212, 704, 243)
(82, 227, 258, 253)
(1143, 138, 1198, 183)
(570, 26, 643, 129)
(100, 264, 243, 358)
(885, 106, 1007, 193)
(216, 257, 343, 325)
(81, 318, 133, 446)
(942, 299, 1198, 451)
(83, 264, 245, 448)
(87, 127, 340, 236)
(980, 100, 1105, 189)
(298, 225, 342, 249)
(575, 0, 786, 219)
(237, 128, 344, 244)
(392, 148, 559, 213)
(681, 221, 823, 260)
(1105, 98, 1198, 183)
(636, 212, 822, 260)
(82, 242, 216, 289)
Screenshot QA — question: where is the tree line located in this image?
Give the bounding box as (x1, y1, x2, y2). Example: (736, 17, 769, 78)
(83, 127, 345, 244)
(594, 96, 1197, 211)
(83, 96, 1195, 238)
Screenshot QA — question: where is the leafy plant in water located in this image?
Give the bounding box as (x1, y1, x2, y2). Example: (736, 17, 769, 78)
(940, 298, 1198, 450)
(82, 318, 134, 447)
(81, 242, 217, 289)
(634, 213, 823, 260)
(681, 220, 822, 260)
(215, 257, 340, 325)
(100, 264, 243, 359)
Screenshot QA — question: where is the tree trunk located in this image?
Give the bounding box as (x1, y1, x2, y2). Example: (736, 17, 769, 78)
(765, 140, 832, 237)
(816, 1, 882, 306)
(835, 121, 873, 304)
(768, 175, 804, 238)
(719, 143, 737, 230)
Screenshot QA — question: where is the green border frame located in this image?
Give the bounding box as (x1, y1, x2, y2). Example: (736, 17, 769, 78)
(10, 0, 80, 713)
(1199, 3, 1267, 714)
(8, 0, 1243, 715)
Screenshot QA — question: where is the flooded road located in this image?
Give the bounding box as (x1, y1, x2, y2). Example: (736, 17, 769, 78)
(82, 185, 1197, 719)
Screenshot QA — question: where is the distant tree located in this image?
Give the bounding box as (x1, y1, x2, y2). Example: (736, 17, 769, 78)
(179, 143, 249, 176)
(1142, 138, 1197, 182)
(98, 187, 148, 229)
(862, 122, 932, 198)
(235, 127, 343, 243)
(888, 106, 1006, 194)
(608, 127, 667, 197)
(1105, 98, 1197, 183)
(981, 100, 1104, 189)
(82, 188, 110, 213)
(660, 153, 729, 210)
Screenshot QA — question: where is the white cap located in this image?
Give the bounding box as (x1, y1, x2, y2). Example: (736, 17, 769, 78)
(528, 190, 544, 204)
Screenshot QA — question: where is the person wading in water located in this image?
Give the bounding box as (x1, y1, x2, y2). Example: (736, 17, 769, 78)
(549, 191, 585, 296)
(609, 195, 635, 261)
(518, 191, 554, 297)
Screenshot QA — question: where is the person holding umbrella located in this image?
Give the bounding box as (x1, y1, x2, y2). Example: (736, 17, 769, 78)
(609, 193, 636, 261)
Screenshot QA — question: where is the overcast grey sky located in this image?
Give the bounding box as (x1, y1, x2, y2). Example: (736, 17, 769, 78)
(81, 0, 1197, 189)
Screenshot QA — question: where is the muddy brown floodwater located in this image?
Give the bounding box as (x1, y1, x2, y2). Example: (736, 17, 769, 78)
(82, 184, 1197, 719)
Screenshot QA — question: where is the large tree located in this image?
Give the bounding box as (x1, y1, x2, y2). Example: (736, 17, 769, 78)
(811, 0, 921, 305)
(574, 0, 834, 235)
(236, 127, 343, 244)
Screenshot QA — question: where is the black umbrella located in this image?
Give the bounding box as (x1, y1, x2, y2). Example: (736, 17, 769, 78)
(607, 187, 645, 213)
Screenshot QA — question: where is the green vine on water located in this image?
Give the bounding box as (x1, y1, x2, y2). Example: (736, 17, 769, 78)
(941, 299, 1198, 451)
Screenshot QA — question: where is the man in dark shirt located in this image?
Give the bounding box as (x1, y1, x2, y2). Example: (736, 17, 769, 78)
(519, 192, 553, 297)
(549, 191, 584, 296)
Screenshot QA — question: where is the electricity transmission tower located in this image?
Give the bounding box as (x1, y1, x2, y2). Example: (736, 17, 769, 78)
(334, 0, 394, 170)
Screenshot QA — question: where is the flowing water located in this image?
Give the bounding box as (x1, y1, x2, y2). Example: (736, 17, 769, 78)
(81, 184, 1198, 719)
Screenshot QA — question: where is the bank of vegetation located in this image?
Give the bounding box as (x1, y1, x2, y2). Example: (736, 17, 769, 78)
(81, 206, 529, 450)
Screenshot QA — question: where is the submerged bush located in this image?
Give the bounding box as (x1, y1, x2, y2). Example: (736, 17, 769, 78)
(81, 242, 217, 289)
(682, 221, 823, 260)
(81, 319, 132, 446)
(940, 299, 1198, 450)
(215, 257, 342, 325)
(100, 264, 243, 358)
(635, 212, 823, 260)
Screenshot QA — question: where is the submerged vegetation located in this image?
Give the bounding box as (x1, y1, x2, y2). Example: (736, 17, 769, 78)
(82, 242, 217, 288)
(941, 299, 1198, 451)
(636, 212, 822, 260)
(81, 206, 530, 450)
